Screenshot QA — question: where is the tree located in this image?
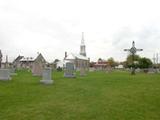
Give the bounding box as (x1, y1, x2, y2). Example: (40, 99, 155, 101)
(90, 62, 95, 67)
(138, 57, 152, 69)
(53, 59, 60, 63)
(53, 59, 60, 69)
(126, 55, 140, 68)
(107, 57, 117, 67)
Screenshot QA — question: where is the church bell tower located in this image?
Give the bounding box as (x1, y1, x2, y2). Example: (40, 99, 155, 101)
(80, 32, 86, 56)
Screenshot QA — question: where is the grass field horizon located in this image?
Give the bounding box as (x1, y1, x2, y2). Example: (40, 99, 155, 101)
(0, 70, 160, 120)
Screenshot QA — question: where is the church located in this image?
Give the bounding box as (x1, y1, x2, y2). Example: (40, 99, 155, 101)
(64, 32, 90, 71)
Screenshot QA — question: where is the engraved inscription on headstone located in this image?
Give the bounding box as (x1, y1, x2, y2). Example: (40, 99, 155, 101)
(40, 68, 53, 84)
(64, 62, 76, 78)
(0, 69, 11, 81)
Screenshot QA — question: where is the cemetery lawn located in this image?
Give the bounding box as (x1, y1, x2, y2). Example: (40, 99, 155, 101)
(0, 70, 160, 120)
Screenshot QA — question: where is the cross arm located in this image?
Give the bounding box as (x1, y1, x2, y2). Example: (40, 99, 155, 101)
(124, 49, 130, 51)
(136, 49, 143, 51)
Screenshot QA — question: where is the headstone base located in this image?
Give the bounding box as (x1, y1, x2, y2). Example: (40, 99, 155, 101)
(64, 74, 76, 78)
(10, 73, 17, 76)
(33, 74, 42, 76)
(0, 77, 11, 81)
(40, 80, 54, 85)
(80, 73, 86, 76)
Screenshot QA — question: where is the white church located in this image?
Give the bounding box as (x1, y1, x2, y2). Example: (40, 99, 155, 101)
(64, 32, 90, 70)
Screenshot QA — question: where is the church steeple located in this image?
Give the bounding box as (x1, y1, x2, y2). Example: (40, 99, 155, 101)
(80, 32, 86, 56)
(81, 32, 85, 45)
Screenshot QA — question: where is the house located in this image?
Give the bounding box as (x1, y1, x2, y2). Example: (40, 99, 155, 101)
(13, 53, 46, 71)
(13, 55, 24, 69)
(19, 57, 34, 69)
(13, 55, 34, 69)
(93, 58, 110, 71)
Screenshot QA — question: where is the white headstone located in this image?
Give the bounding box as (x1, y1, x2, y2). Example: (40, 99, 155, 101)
(148, 68, 155, 74)
(0, 69, 11, 81)
(80, 67, 86, 76)
(135, 68, 141, 73)
(40, 68, 53, 84)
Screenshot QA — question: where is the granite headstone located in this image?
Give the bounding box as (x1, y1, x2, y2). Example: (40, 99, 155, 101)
(80, 67, 86, 76)
(64, 62, 76, 78)
(40, 68, 53, 84)
(0, 69, 11, 81)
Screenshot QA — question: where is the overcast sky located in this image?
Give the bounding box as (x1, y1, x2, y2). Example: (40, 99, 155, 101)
(0, 0, 160, 62)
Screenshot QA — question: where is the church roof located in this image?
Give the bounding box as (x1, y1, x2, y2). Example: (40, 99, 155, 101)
(20, 57, 34, 62)
(65, 53, 89, 60)
(34, 53, 46, 63)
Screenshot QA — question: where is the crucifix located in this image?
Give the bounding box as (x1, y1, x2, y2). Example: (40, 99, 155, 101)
(124, 41, 143, 75)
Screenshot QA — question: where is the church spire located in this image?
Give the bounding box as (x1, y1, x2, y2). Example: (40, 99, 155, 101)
(81, 32, 85, 45)
(80, 32, 86, 56)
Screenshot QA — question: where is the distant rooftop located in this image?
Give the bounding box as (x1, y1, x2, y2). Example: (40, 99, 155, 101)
(20, 57, 34, 62)
(65, 53, 89, 60)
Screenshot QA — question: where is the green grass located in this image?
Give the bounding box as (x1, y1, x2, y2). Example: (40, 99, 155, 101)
(0, 70, 160, 120)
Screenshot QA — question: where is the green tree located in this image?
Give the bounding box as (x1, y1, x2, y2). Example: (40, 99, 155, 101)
(138, 57, 152, 68)
(107, 57, 117, 67)
(126, 55, 140, 68)
(53, 59, 60, 69)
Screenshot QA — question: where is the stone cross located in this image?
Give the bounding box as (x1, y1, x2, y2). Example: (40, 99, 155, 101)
(124, 41, 143, 75)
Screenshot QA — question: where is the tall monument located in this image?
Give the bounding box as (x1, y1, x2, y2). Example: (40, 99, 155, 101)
(0, 50, 2, 68)
(80, 32, 86, 57)
(124, 41, 143, 75)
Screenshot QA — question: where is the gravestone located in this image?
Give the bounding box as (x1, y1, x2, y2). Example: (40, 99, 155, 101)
(106, 66, 112, 73)
(156, 69, 160, 73)
(40, 68, 53, 84)
(32, 62, 44, 76)
(64, 62, 76, 78)
(89, 68, 95, 72)
(80, 67, 86, 76)
(148, 68, 155, 74)
(0, 69, 11, 81)
(32, 53, 46, 76)
(10, 68, 17, 76)
(135, 68, 141, 73)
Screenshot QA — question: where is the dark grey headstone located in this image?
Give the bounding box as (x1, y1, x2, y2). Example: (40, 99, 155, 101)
(64, 62, 76, 78)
